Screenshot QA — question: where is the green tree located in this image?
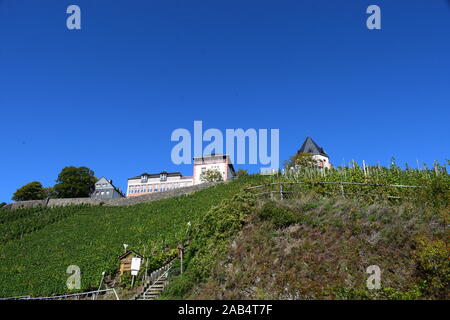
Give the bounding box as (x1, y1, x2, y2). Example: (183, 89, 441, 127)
(200, 169, 224, 183)
(45, 187, 57, 199)
(54, 166, 97, 198)
(12, 181, 47, 201)
(0, 202, 6, 208)
(236, 169, 248, 177)
(284, 152, 317, 170)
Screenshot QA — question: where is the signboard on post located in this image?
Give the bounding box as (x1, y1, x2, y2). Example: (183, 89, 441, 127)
(131, 257, 141, 276)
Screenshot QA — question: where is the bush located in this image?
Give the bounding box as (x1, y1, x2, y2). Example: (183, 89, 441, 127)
(258, 201, 299, 228)
(415, 236, 450, 298)
(162, 273, 196, 299)
(162, 190, 257, 299)
(200, 169, 224, 183)
(12, 181, 47, 201)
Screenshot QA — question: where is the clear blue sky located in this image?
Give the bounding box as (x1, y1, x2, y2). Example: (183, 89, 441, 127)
(1, 0, 449, 202)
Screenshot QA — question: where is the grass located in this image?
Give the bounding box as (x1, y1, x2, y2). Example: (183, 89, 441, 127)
(182, 192, 449, 300)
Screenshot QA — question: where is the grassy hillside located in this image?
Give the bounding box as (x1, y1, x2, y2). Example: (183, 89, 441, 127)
(0, 176, 264, 298)
(188, 195, 449, 299)
(0, 164, 447, 299)
(160, 167, 449, 300)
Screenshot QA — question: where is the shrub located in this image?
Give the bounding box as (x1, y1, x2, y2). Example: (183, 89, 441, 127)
(258, 201, 299, 228)
(12, 181, 47, 201)
(200, 169, 223, 183)
(415, 236, 450, 298)
(162, 191, 257, 298)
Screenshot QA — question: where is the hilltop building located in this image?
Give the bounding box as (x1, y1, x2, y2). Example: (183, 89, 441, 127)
(91, 177, 125, 199)
(193, 154, 236, 185)
(126, 154, 236, 197)
(127, 172, 194, 197)
(298, 137, 332, 169)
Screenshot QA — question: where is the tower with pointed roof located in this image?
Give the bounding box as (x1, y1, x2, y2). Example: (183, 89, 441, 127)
(297, 137, 332, 168)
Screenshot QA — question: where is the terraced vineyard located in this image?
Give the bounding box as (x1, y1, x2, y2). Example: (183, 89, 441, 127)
(0, 164, 447, 299)
(0, 176, 264, 298)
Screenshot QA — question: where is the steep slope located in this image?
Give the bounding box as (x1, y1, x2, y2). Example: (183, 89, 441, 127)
(163, 193, 449, 300)
(0, 176, 264, 298)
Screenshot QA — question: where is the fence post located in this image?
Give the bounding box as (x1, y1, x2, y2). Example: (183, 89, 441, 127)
(340, 182, 345, 197)
(279, 183, 283, 200)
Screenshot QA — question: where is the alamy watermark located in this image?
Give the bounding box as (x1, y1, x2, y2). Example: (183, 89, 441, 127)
(66, 5, 81, 30)
(171, 121, 279, 172)
(66, 265, 81, 290)
(366, 265, 381, 290)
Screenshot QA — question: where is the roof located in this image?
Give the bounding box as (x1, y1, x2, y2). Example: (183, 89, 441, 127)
(128, 172, 182, 180)
(118, 250, 143, 260)
(297, 137, 329, 158)
(193, 153, 229, 160)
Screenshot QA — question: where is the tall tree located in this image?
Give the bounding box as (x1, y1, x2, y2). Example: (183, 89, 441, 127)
(284, 152, 317, 170)
(54, 166, 97, 198)
(12, 181, 47, 201)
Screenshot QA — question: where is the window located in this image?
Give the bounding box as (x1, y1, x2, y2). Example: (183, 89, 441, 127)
(141, 175, 148, 183)
(160, 173, 167, 182)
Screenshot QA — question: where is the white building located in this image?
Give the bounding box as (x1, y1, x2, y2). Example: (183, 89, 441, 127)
(126, 154, 236, 197)
(297, 136, 332, 169)
(193, 154, 236, 185)
(127, 172, 193, 197)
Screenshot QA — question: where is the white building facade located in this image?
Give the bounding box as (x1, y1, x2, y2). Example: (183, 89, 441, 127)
(193, 154, 236, 185)
(126, 154, 236, 197)
(127, 172, 193, 197)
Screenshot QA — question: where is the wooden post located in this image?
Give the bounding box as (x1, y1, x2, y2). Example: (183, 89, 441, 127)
(144, 258, 149, 281)
(178, 245, 184, 276)
(279, 184, 283, 200)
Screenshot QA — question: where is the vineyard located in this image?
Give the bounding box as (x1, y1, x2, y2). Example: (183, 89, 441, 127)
(0, 162, 448, 299)
(0, 175, 264, 298)
(0, 206, 87, 244)
(265, 160, 450, 207)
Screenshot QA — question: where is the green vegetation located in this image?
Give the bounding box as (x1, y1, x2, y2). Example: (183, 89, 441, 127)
(54, 166, 97, 198)
(0, 175, 263, 298)
(0, 162, 448, 300)
(0, 205, 86, 244)
(200, 169, 224, 183)
(161, 162, 448, 300)
(269, 160, 449, 208)
(12, 181, 47, 201)
(236, 169, 249, 177)
(186, 194, 448, 300)
(284, 152, 317, 169)
(162, 190, 257, 299)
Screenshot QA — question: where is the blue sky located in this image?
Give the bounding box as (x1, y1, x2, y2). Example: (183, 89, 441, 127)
(0, 0, 449, 202)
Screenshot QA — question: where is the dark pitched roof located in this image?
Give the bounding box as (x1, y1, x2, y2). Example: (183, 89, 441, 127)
(298, 137, 329, 158)
(118, 250, 143, 260)
(128, 172, 182, 180)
